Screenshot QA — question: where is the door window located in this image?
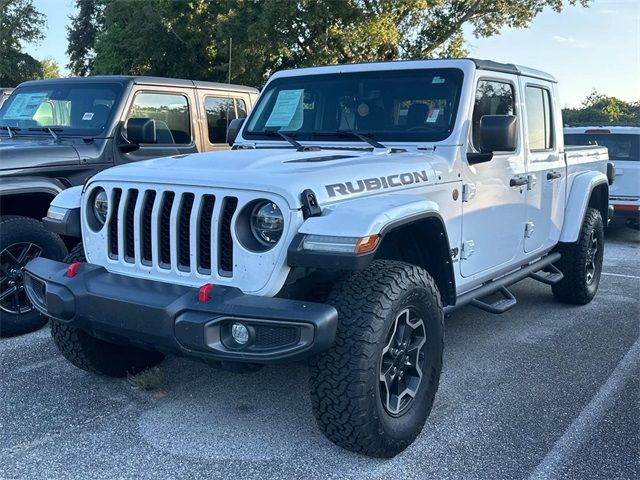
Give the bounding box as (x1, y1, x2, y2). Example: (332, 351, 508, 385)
(472, 80, 516, 151)
(128, 92, 191, 145)
(235, 98, 247, 119)
(205, 96, 248, 144)
(525, 86, 554, 151)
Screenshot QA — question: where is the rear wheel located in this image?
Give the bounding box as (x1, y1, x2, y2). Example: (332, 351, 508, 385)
(552, 207, 604, 304)
(0, 216, 67, 337)
(50, 243, 164, 377)
(309, 260, 444, 457)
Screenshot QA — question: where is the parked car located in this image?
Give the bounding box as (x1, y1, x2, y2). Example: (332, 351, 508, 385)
(564, 126, 639, 228)
(0, 88, 14, 108)
(0, 76, 258, 336)
(25, 59, 612, 457)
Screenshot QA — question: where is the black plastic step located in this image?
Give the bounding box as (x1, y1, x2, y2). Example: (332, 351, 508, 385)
(470, 286, 517, 314)
(529, 264, 564, 285)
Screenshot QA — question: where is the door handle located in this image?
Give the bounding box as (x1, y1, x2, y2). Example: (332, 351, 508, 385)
(510, 176, 529, 187)
(547, 171, 562, 180)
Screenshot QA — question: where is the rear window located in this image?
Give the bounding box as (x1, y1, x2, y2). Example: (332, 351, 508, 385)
(564, 133, 640, 161)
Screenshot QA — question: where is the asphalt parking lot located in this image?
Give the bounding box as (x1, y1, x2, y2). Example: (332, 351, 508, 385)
(1, 225, 638, 480)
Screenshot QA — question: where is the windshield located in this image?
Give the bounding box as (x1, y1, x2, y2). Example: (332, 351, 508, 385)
(564, 133, 640, 161)
(245, 68, 463, 143)
(0, 82, 123, 136)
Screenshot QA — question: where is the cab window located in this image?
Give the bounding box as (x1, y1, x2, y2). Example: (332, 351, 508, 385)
(525, 86, 554, 151)
(472, 80, 516, 151)
(128, 92, 191, 145)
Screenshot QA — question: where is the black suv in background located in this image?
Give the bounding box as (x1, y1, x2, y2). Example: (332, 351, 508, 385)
(0, 76, 258, 336)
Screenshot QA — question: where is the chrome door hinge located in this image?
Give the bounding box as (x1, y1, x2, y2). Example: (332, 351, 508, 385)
(461, 240, 475, 259)
(462, 184, 476, 202)
(524, 221, 535, 238)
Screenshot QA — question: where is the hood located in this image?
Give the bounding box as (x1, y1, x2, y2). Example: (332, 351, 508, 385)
(0, 137, 80, 172)
(91, 147, 441, 208)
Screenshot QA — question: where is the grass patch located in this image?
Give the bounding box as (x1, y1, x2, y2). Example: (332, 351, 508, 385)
(127, 366, 163, 392)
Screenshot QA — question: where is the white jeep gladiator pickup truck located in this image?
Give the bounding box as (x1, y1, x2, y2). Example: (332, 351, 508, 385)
(24, 59, 613, 457)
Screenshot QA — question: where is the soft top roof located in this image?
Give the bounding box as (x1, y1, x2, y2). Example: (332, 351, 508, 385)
(17, 76, 258, 93)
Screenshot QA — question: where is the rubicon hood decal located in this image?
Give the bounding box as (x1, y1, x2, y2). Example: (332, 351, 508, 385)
(325, 170, 429, 197)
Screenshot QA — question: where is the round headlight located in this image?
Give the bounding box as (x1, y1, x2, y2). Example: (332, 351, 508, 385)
(92, 188, 109, 225)
(250, 201, 284, 246)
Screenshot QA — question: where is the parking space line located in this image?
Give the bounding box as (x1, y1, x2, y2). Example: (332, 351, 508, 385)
(528, 338, 640, 480)
(602, 272, 640, 280)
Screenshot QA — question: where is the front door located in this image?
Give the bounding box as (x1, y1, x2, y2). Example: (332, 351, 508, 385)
(115, 88, 199, 164)
(460, 76, 527, 278)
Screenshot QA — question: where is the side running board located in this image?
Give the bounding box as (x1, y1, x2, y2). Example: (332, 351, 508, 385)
(470, 286, 517, 314)
(443, 252, 562, 316)
(528, 264, 563, 285)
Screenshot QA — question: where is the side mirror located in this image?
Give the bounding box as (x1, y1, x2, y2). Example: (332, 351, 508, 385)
(227, 118, 245, 146)
(479, 115, 517, 153)
(467, 115, 517, 165)
(126, 118, 157, 144)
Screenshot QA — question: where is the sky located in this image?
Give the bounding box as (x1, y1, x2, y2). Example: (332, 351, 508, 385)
(25, 0, 640, 108)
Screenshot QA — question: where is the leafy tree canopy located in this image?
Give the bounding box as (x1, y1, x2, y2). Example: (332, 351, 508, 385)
(563, 90, 640, 126)
(39, 58, 61, 79)
(68, 0, 589, 86)
(0, 0, 46, 85)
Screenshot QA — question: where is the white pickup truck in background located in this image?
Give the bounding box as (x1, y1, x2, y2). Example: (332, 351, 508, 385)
(565, 126, 639, 229)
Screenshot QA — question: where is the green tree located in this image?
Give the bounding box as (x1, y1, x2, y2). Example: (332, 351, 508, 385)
(67, 0, 105, 76)
(0, 0, 46, 86)
(68, 0, 590, 86)
(39, 57, 61, 79)
(562, 90, 640, 125)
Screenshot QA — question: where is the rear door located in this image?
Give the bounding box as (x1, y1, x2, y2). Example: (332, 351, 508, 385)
(196, 90, 252, 152)
(522, 82, 566, 253)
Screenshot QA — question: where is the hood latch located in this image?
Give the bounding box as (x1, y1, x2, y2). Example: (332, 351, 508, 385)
(300, 189, 322, 219)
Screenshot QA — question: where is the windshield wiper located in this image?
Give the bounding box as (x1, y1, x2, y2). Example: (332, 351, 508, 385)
(258, 129, 307, 150)
(28, 127, 63, 142)
(313, 130, 387, 149)
(0, 125, 20, 138)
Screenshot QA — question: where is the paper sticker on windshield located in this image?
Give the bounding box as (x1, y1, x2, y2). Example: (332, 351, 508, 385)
(3, 93, 49, 120)
(426, 109, 440, 123)
(265, 89, 304, 128)
(82, 112, 94, 121)
(432, 76, 446, 84)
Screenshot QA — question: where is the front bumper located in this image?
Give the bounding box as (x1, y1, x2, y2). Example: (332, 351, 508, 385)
(24, 258, 338, 363)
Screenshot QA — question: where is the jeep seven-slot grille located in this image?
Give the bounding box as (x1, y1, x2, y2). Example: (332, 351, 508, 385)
(107, 188, 237, 276)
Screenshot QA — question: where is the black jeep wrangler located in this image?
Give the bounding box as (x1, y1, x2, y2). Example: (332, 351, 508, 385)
(0, 76, 257, 336)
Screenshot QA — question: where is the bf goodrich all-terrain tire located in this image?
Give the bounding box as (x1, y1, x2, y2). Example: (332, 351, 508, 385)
(552, 207, 604, 305)
(0, 216, 67, 337)
(309, 260, 444, 457)
(50, 243, 165, 377)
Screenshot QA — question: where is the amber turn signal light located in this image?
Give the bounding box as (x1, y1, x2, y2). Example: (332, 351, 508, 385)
(355, 235, 380, 254)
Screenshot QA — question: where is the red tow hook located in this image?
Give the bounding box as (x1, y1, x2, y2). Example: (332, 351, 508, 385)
(66, 262, 82, 278)
(198, 283, 214, 303)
